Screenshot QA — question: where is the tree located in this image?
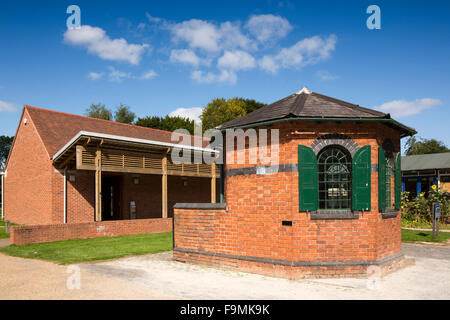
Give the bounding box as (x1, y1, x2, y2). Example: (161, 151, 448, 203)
(85, 103, 112, 120)
(135, 115, 195, 133)
(114, 104, 135, 124)
(405, 136, 450, 155)
(0, 135, 14, 170)
(200, 97, 266, 131)
(241, 98, 266, 114)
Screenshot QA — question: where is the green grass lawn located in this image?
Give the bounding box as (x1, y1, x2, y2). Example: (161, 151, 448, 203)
(0, 232, 173, 264)
(0, 219, 18, 239)
(0, 228, 9, 239)
(402, 228, 450, 243)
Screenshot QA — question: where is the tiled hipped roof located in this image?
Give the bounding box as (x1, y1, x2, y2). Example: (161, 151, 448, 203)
(219, 88, 415, 136)
(25, 105, 202, 158)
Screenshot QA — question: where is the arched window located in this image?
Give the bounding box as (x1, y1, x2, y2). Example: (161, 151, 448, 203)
(379, 138, 396, 211)
(318, 146, 352, 209)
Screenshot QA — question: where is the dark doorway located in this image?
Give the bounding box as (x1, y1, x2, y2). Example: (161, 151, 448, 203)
(101, 176, 122, 221)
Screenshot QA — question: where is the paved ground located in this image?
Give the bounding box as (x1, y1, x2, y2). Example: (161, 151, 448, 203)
(0, 243, 449, 299)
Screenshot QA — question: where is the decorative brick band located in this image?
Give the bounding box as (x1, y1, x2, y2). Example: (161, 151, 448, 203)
(310, 133, 359, 156)
(225, 163, 297, 177)
(174, 247, 404, 267)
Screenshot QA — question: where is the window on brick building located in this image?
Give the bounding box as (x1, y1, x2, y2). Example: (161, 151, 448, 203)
(298, 144, 371, 212)
(317, 146, 352, 210)
(378, 139, 401, 212)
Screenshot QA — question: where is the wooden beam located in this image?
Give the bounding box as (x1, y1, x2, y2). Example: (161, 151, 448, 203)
(211, 161, 216, 203)
(83, 137, 91, 147)
(58, 151, 76, 169)
(162, 150, 168, 218)
(95, 148, 102, 222)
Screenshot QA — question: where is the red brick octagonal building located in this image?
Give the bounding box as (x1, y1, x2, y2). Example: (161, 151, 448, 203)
(174, 87, 416, 278)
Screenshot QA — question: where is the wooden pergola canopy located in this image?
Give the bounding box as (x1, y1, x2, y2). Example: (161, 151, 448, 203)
(52, 132, 220, 178)
(52, 132, 220, 221)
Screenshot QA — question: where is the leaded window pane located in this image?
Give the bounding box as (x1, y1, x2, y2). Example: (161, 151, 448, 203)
(318, 146, 352, 210)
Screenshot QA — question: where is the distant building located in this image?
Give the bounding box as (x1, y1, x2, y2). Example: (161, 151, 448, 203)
(402, 152, 450, 197)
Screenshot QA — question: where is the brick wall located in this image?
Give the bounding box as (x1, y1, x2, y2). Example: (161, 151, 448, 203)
(5, 107, 218, 225)
(5, 109, 54, 225)
(173, 121, 403, 278)
(10, 217, 172, 245)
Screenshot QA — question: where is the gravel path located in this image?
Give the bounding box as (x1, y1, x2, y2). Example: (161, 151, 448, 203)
(0, 243, 449, 299)
(0, 253, 177, 299)
(79, 243, 450, 300)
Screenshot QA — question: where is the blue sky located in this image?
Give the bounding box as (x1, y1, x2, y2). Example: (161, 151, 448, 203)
(0, 0, 449, 150)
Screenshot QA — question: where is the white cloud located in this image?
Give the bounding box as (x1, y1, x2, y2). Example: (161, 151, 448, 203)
(170, 19, 221, 52)
(217, 50, 256, 70)
(219, 21, 253, 51)
(169, 19, 252, 53)
(169, 107, 203, 123)
(245, 14, 292, 44)
(259, 34, 337, 73)
(64, 25, 149, 65)
(140, 70, 158, 80)
(170, 49, 202, 67)
(258, 55, 279, 73)
(191, 69, 237, 84)
(374, 98, 442, 117)
(316, 70, 338, 81)
(0, 100, 16, 112)
(107, 66, 131, 82)
(88, 72, 104, 80)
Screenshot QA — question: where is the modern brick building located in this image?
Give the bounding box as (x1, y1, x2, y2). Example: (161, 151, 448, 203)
(173, 87, 416, 278)
(4, 105, 219, 244)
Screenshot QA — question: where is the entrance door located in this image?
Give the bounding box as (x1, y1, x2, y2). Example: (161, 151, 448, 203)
(101, 176, 121, 221)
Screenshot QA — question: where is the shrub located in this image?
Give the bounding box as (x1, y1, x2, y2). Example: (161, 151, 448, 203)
(401, 185, 450, 224)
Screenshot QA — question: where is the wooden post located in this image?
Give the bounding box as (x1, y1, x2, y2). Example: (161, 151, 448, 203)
(211, 162, 216, 203)
(95, 148, 102, 222)
(162, 150, 168, 218)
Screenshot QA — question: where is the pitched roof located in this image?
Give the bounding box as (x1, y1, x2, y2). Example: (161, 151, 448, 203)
(402, 152, 450, 171)
(24, 105, 203, 158)
(219, 88, 416, 136)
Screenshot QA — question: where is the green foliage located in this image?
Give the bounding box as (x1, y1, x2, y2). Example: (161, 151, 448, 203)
(85, 103, 112, 120)
(241, 98, 266, 114)
(135, 115, 195, 134)
(201, 97, 264, 131)
(405, 136, 450, 155)
(0, 135, 14, 169)
(401, 185, 450, 225)
(0, 232, 173, 264)
(114, 104, 136, 124)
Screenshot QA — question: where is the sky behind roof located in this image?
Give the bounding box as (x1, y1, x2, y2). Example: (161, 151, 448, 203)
(0, 0, 449, 149)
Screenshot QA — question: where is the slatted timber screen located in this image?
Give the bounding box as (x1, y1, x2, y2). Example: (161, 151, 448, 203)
(76, 145, 219, 178)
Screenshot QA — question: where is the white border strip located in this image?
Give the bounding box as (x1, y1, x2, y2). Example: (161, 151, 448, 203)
(52, 131, 218, 161)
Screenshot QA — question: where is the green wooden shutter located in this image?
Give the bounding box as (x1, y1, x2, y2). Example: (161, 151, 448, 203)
(298, 145, 318, 211)
(378, 146, 386, 212)
(352, 145, 371, 211)
(394, 153, 402, 210)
